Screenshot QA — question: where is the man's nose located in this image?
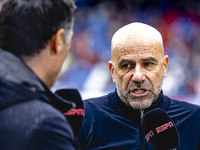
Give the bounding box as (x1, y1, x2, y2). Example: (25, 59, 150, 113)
(131, 66, 145, 83)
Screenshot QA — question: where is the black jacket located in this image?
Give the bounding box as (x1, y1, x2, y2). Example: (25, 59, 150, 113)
(78, 90, 200, 150)
(0, 49, 83, 150)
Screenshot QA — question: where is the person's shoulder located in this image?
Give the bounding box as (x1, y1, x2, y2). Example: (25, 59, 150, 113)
(84, 94, 107, 103)
(27, 99, 78, 149)
(12, 99, 71, 130)
(166, 95, 200, 114)
(83, 92, 115, 108)
(0, 98, 77, 150)
(30, 100, 77, 148)
(171, 98, 200, 108)
(25, 98, 66, 118)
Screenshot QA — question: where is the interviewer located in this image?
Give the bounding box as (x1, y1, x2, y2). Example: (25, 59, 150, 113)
(0, 0, 83, 149)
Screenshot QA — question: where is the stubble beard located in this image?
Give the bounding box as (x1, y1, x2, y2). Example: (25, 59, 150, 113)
(115, 73, 164, 110)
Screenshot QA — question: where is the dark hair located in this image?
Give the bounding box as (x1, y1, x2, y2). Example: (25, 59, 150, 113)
(0, 0, 76, 57)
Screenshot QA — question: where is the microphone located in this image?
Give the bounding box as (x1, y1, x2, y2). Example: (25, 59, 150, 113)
(141, 108, 179, 150)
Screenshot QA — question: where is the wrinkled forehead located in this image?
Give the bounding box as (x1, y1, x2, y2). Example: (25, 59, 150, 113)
(112, 41, 164, 64)
(111, 23, 164, 61)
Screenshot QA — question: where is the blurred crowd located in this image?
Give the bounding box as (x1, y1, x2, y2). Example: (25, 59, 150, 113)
(51, 0, 200, 105)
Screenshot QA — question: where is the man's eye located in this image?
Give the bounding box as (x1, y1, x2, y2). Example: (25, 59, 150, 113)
(122, 64, 131, 68)
(144, 62, 153, 67)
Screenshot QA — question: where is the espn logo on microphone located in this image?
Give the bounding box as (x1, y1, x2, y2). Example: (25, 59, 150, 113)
(64, 108, 83, 116)
(156, 121, 174, 133)
(145, 121, 174, 141)
(145, 130, 154, 141)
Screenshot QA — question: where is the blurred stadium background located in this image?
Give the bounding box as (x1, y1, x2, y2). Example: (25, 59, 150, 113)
(51, 0, 200, 105)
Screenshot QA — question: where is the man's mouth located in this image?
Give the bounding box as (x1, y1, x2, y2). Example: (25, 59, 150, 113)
(132, 89, 148, 96)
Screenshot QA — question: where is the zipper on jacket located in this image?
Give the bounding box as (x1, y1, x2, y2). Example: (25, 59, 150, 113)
(140, 109, 144, 119)
(140, 109, 146, 150)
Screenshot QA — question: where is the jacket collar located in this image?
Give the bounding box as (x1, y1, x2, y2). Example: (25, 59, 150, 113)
(0, 49, 83, 136)
(0, 49, 77, 110)
(107, 89, 170, 120)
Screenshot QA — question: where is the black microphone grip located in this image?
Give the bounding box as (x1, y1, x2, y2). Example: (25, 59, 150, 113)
(141, 108, 179, 150)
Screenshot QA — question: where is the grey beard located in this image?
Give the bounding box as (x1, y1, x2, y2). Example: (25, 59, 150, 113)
(115, 69, 164, 110)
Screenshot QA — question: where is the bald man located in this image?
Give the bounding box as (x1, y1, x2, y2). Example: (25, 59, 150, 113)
(78, 23, 200, 150)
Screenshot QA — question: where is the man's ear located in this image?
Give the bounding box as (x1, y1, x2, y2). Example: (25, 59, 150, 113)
(109, 61, 116, 83)
(163, 55, 169, 78)
(50, 28, 65, 55)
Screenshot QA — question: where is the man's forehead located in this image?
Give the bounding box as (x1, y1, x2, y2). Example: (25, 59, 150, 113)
(112, 32, 163, 52)
(112, 39, 164, 62)
(118, 56, 158, 64)
(111, 22, 164, 60)
(117, 51, 159, 62)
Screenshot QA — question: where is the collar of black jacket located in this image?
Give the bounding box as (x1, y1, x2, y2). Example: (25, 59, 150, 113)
(0, 48, 81, 112)
(107, 90, 170, 120)
(0, 49, 83, 136)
